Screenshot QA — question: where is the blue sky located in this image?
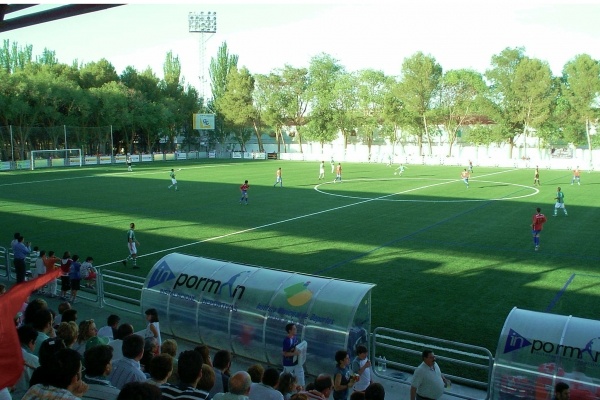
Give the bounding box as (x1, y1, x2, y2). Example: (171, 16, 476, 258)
(4, 1, 600, 96)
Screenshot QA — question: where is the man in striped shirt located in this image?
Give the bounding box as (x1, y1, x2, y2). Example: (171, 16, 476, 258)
(160, 350, 209, 399)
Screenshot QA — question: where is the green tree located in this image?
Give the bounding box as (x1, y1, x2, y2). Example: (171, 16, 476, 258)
(398, 52, 442, 156)
(355, 69, 388, 159)
(78, 59, 119, 89)
(209, 42, 239, 148)
(562, 54, 600, 163)
(434, 69, 487, 156)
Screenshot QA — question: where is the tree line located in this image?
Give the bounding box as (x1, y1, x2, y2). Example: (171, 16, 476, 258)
(1, 39, 599, 161)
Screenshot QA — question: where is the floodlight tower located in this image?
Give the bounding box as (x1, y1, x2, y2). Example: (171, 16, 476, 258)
(188, 11, 217, 103)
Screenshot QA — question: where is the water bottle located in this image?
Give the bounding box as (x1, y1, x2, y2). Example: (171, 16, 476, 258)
(382, 356, 387, 372)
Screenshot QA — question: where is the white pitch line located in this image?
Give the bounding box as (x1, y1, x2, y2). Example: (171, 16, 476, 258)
(102, 169, 520, 268)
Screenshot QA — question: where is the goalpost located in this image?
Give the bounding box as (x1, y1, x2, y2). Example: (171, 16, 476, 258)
(30, 149, 82, 170)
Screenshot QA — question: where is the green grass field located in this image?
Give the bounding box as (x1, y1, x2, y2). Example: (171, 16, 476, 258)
(3, 160, 599, 354)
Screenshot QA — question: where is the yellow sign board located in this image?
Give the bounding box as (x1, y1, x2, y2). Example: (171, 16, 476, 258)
(193, 114, 215, 130)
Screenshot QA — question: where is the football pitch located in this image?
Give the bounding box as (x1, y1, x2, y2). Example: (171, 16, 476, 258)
(2, 159, 600, 353)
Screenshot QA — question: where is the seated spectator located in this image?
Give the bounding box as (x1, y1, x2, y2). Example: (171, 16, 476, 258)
(194, 344, 212, 367)
(109, 323, 134, 362)
(53, 302, 72, 328)
(57, 321, 79, 348)
(82, 344, 120, 400)
(298, 374, 334, 400)
(140, 337, 159, 374)
(161, 350, 207, 399)
(61, 309, 79, 325)
(23, 348, 88, 400)
(198, 364, 216, 394)
(290, 394, 309, 400)
(30, 338, 67, 386)
(249, 367, 283, 400)
(12, 325, 40, 399)
(109, 334, 147, 389)
(32, 308, 55, 355)
(147, 354, 173, 386)
(98, 314, 120, 340)
(209, 349, 232, 398)
(117, 381, 162, 400)
(247, 364, 264, 384)
(23, 298, 48, 327)
(73, 319, 99, 356)
(162, 339, 179, 384)
(364, 383, 385, 400)
(278, 372, 298, 400)
(44, 250, 61, 298)
(351, 392, 366, 400)
(86, 335, 110, 353)
(213, 371, 252, 400)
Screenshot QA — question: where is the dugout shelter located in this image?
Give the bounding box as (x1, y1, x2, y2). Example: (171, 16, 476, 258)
(140, 253, 375, 375)
(491, 307, 600, 400)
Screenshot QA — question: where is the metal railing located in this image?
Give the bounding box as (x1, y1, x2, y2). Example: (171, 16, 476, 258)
(372, 327, 493, 400)
(97, 268, 145, 313)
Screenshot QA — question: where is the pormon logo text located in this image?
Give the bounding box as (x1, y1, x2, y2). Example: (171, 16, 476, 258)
(504, 328, 600, 362)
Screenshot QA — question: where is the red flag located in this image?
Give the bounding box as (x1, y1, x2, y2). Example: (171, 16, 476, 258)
(0, 269, 61, 389)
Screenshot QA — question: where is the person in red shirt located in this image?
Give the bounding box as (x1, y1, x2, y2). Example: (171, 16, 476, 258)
(531, 207, 547, 251)
(240, 180, 249, 205)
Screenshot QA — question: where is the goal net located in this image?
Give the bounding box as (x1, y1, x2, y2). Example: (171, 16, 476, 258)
(30, 149, 82, 170)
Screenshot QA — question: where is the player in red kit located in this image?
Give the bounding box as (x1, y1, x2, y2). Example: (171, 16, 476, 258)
(240, 180, 249, 205)
(531, 207, 547, 251)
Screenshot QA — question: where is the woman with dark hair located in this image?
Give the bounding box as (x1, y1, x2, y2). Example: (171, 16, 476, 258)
(333, 350, 357, 400)
(144, 308, 161, 346)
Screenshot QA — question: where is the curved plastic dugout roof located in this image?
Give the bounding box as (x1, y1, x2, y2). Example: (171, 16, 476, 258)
(490, 307, 600, 400)
(141, 253, 375, 375)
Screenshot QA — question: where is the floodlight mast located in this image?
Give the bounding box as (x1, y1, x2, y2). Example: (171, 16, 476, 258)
(188, 11, 217, 103)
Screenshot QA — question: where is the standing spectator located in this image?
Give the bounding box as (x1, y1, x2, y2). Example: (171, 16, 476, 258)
(213, 371, 252, 400)
(249, 367, 283, 400)
(23, 348, 88, 400)
(13, 236, 31, 283)
(69, 255, 82, 303)
(44, 250, 61, 298)
(82, 344, 120, 400)
(282, 323, 305, 389)
(351, 345, 373, 393)
(144, 308, 161, 346)
(410, 350, 448, 400)
(98, 314, 121, 340)
(34, 250, 47, 293)
(12, 325, 40, 399)
(209, 350, 232, 398)
(531, 207, 548, 251)
(553, 187, 568, 217)
(161, 350, 208, 399)
(60, 251, 73, 300)
(122, 223, 140, 269)
(334, 163, 342, 183)
(333, 350, 356, 400)
(274, 167, 283, 187)
(364, 383, 385, 400)
(239, 180, 249, 205)
(109, 334, 147, 389)
(81, 256, 97, 289)
(571, 167, 581, 185)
